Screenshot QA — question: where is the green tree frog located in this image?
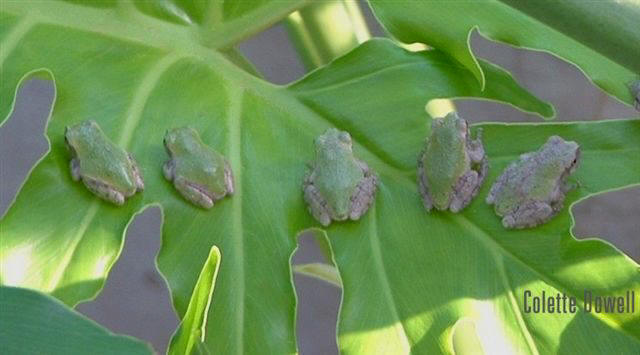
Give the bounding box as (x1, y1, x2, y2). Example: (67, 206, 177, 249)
(486, 135, 580, 229)
(64, 120, 144, 205)
(163, 127, 234, 209)
(417, 112, 488, 212)
(303, 128, 377, 226)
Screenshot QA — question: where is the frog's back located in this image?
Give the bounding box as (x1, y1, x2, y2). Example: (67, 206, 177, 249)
(493, 158, 536, 214)
(424, 131, 468, 208)
(76, 138, 138, 193)
(176, 146, 228, 195)
(495, 154, 561, 214)
(315, 155, 363, 211)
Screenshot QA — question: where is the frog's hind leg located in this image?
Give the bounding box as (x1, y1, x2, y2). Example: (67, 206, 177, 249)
(303, 176, 332, 226)
(450, 170, 479, 213)
(416, 155, 433, 211)
(224, 160, 235, 195)
(502, 201, 555, 229)
(128, 154, 144, 191)
(350, 162, 378, 220)
(174, 177, 214, 209)
(81, 177, 125, 205)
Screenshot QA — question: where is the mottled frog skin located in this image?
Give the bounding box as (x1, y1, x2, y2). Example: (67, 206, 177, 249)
(417, 112, 488, 213)
(486, 135, 580, 229)
(65, 120, 144, 205)
(303, 128, 377, 226)
(163, 127, 234, 209)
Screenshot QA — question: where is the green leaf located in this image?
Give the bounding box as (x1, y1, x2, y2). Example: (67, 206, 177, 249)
(0, 286, 152, 354)
(0, 2, 636, 353)
(169, 246, 221, 355)
(322, 119, 640, 354)
(369, 0, 640, 107)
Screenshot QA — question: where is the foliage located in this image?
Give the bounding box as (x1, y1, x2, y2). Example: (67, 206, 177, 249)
(1, 0, 638, 353)
(0, 286, 152, 354)
(369, 0, 640, 105)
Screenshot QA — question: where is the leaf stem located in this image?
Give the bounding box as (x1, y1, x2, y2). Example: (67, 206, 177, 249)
(285, 0, 371, 70)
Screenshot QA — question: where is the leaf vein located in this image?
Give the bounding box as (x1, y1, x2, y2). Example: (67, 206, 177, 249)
(226, 85, 245, 354)
(117, 53, 184, 147)
(0, 15, 35, 68)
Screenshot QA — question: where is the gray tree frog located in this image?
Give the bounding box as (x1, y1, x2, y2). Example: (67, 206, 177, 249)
(486, 135, 580, 229)
(64, 120, 144, 205)
(417, 112, 488, 212)
(163, 127, 234, 209)
(303, 128, 377, 226)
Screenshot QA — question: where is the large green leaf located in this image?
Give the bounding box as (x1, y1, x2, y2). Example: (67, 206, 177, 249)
(314, 119, 640, 354)
(0, 286, 152, 354)
(1, 1, 637, 354)
(369, 0, 640, 107)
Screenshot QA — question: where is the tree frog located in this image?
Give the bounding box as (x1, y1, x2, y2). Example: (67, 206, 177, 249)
(417, 112, 488, 212)
(64, 120, 144, 205)
(303, 128, 377, 226)
(486, 135, 580, 229)
(163, 127, 234, 209)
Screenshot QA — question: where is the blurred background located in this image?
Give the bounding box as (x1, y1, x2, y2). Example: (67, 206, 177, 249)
(1, 2, 638, 354)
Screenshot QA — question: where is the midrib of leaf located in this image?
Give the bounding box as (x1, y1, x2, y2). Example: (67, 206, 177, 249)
(291, 61, 426, 95)
(291, 59, 469, 96)
(201, 0, 313, 49)
(454, 215, 639, 342)
(226, 85, 246, 354)
(367, 203, 412, 352)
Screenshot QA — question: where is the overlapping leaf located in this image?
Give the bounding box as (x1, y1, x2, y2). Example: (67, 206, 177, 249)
(369, 0, 640, 107)
(1, 1, 638, 354)
(0, 286, 152, 354)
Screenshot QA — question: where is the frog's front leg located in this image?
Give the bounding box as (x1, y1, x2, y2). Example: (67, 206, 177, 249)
(70, 158, 81, 181)
(174, 176, 214, 209)
(303, 180, 332, 226)
(502, 201, 554, 229)
(450, 170, 479, 212)
(349, 166, 377, 220)
(163, 160, 174, 181)
(467, 128, 485, 163)
(82, 177, 125, 205)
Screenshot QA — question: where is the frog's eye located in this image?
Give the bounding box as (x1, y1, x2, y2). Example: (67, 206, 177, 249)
(339, 132, 351, 144)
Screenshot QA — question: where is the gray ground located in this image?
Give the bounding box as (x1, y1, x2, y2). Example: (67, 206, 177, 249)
(1, 4, 638, 354)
